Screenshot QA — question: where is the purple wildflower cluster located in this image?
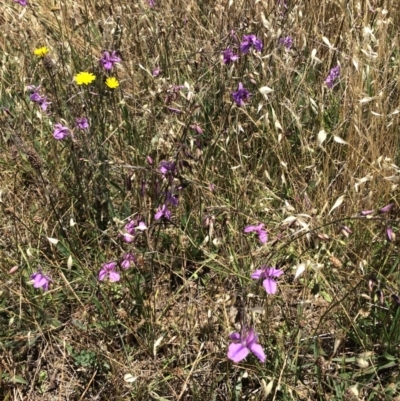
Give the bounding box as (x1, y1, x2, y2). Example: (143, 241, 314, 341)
(325, 65, 341, 89)
(220, 34, 264, 106)
(27, 85, 51, 112)
(98, 253, 136, 282)
(97, 217, 147, 283)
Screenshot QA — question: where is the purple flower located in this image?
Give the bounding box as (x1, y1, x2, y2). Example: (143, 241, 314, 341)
(166, 107, 181, 113)
(14, 0, 28, 6)
(222, 48, 239, 64)
(121, 253, 136, 270)
(251, 266, 284, 294)
(30, 271, 52, 291)
(159, 161, 176, 179)
(53, 123, 70, 140)
(29, 91, 43, 103)
(148, 0, 155, 6)
(386, 227, 394, 242)
(39, 98, 51, 111)
(232, 82, 251, 107)
(240, 34, 263, 54)
(155, 204, 171, 220)
(190, 124, 203, 134)
(75, 117, 89, 130)
(227, 327, 266, 363)
(279, 36, 293, 49)
(121, 218, 147, 243)
(99, 50, 121, 71)
(379, 203, 394, 213)
(340, 225, 352, 237)
(98, 261, 120, 282)
(152, 67, 160, 76)
(28, 86, 51, 111)
(244, 223, 268, 244)
(360, 209, 374, 216)
(325, 65, 340, 89)
(166, 190, 179, 207)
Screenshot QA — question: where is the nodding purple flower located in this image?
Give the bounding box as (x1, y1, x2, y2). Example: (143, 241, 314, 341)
(121, 253, 136, 270)
(251, 266, 284, 294)
(232, 82, 251, 107)
(152, 67, 160, 76)
(360, 209, 374, 216)
(386, 226, 394, 242)
(99, 50, 121, 71)
(98, 261, 120, 282)
(379, 203, 394, 214)
(279, 36, 293, 49)
(166, 107, 181, 114)
(340, 225, 352, 237)
(75, 117, 89, 130)
(244, 223, 268, 244)
(155, 204, 171, 220)
(190, 124, 203, 135)
(222, 48, 239, 64)
(325, 65, 340, 89)
(148, 0, 155, 6)
(30, 271, 51, 291)
(240, 34, 263, 54)
(159, 161, 176, 180)
(14, 0, 28, 6)
(53, 123, 70, 140)
(227, 327, 266, 363)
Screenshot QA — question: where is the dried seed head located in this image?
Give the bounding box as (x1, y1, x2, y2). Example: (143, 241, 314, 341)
(42, 55, 56, 71)
(26, 148, 42, 170)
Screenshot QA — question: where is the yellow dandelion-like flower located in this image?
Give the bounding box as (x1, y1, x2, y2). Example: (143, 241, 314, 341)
(105, 77, 119, 89)
(74, 72, 96, 85)
(34, 47, 50, 57)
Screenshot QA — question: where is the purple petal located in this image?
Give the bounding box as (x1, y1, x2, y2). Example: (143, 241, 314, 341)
(251, 269, 264, 280)
(248, 343, 266, 362)
(258, 230, 268, 243)
(244, 225, 257, 233)
(229, 332, 241, 341)
(266, 267, 284, 278)
(108, 271, 120, 282)
(227, 343, 250, 363)
(263, 278, 277, 294)
(123, 233, 134, 243)
(245, 327, 257, 345)
(34, 276, 47, 288)
(98, 268, 107, 281)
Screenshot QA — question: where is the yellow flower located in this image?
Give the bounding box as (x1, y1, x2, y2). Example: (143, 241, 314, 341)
(105, 77, 119, 89)
(34, 47, 49, 57)
(74, 72, 96, 85)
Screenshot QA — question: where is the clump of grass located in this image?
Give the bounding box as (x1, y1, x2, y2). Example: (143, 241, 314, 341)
(1, 0, 400, 400)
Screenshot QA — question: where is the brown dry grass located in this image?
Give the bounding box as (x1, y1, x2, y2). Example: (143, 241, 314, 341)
(1, 0, 400, 400)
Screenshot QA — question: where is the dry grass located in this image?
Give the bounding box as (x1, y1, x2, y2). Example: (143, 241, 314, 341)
(1, 0, 400, 400)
